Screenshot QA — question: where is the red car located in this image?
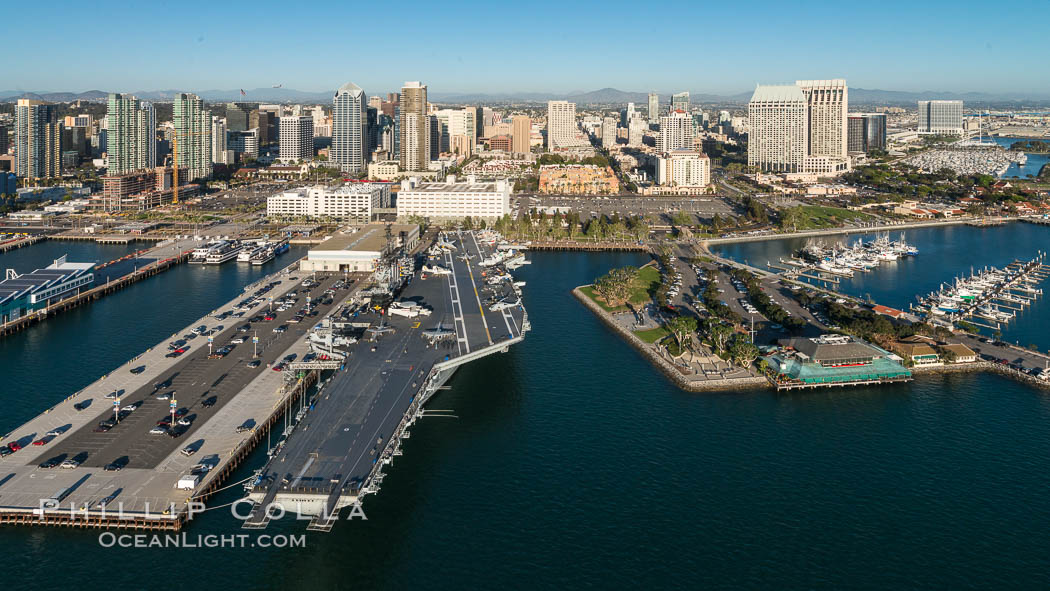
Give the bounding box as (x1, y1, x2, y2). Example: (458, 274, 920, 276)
(272, 363, 284, 372)
(32, 435, 55, 446)
(7, 442, 22, 452)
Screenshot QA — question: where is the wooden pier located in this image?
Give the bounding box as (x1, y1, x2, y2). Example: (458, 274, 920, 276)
(0, 235, 45, 253)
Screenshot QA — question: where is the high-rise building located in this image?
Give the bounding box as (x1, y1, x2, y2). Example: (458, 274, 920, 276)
(332, 81, 365, 174)
(368, 96, 382, 112)
(401, 112, 427, 171)
(918, 100, 963, 135)
(847, 113, 888, 154)
(796, 79, 848, 160)
(399, 81, 429, 171)
(749, 80, 851, 174)
(656, 150, 711, 188)
(226, 102, 255, 132)
(601, 117, 618, 149)
(365, 106, 378, 159)
(847, 116, 866, 154)
(671, 92, 690, 113)
(227, 129, 259, 160)
(512, 116, 531, 153)
(211, 116, 229, 164)
(446, 108, 476, 157)
(747, 84, 808, 173)
(864, 113, 887, 151)
(106, 93, 156, 175)
(658, 111, 693, 152)
(14, 99, 61, 180)
(628, 117, 646, 147)
(250, 109, 275, 145)
(0, 123, 8, 155)
(278, 116, 314, 162)
(546, 101, 577, 151)
(648, 93, 660, 122)
(173, 93, 212, 182)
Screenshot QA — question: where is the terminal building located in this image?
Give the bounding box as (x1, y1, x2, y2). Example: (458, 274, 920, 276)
(396, 175, 510, 220)
(764, 334, 911, 390)
(267, 183, 392, 221)
(0, 256, 95, 323)
(298, 223, 419, 273)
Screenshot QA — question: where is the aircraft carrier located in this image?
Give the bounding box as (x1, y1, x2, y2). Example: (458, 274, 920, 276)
(0, 229, 527, 532)
(242, 229, 529, 532)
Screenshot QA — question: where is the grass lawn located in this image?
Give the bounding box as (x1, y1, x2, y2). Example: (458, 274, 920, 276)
(634, 326, 671, 343)
(629, 265, 662, 305)
(580, 285, 628, 313)
(797, 205, 874, 229)
(581, 264, 664, 312)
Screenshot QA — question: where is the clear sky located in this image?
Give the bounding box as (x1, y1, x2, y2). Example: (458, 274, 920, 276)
(7, 0, 1050, 96)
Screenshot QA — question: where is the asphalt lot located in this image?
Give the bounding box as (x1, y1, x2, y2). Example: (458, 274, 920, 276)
(35, 274, 351, 471)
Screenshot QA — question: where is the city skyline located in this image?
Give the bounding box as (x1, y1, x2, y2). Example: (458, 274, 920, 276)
(7, 0, 1050, 96)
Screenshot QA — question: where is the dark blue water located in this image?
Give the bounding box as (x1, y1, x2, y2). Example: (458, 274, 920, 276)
(715, 222, 1050, 350)
(3, 245, 1050, 589)
(989, 136, 1050, 178)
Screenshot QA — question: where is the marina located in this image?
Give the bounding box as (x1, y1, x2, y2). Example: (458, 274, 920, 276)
(766, 233, 918, 284)
(914, 255, 1050, 331)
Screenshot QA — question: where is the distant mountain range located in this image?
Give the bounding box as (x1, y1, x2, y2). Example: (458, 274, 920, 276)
(2, 86, 1048, 105)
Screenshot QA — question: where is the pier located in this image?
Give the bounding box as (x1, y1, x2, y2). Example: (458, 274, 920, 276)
(0, 235, 46, 253)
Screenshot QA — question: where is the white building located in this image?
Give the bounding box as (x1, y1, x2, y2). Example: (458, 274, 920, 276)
(656, 150, 711, 188)
(279, 115, 314, 162)
(918, 100, 964, 135)
(299, 223, 419, 273)
(748, 84, 808, 173)
(648, 93, 660, 123)
(748, 81, 850, 176)
(628, 117, 646, 147)
(267, 183, 391, 220)
(396, 175, 510, 220)
(601, 117, 618, 148)
(211, 116, 229, 164)
(546, 101, 578, 151)
(796, 79, 848, 160)
(657, 110, 693, 152)
(332, 81, 365, 174)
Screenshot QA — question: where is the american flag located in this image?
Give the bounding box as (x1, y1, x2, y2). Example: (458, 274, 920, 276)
(240, 89, 246, 96)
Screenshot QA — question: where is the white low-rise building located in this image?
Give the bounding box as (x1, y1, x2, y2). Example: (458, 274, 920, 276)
(299, 223, 420, 272)
(267, 183, 391, 221)
(656, 150, 711, 188)
(396, 175, 510, 220)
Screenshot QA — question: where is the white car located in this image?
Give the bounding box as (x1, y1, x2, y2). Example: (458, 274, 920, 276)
(121, 404, 138, 412)
(60, 459, 80, 469)
(230, 337, 246, 344)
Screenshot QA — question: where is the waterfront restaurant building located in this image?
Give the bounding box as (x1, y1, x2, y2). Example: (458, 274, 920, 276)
(765, 334, 911, 389)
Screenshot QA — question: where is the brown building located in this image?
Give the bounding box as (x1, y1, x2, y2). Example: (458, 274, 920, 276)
(488, 135, 512, 152)
(95, 167, 190, 211)
(538, 164, 620, 195)
(512, 116, 531, 154)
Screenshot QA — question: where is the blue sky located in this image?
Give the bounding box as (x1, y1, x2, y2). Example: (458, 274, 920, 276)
(8, 0, 1049, 96)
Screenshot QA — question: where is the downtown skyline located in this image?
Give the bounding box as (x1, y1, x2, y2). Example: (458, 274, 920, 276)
(6, 0, 1050, 96)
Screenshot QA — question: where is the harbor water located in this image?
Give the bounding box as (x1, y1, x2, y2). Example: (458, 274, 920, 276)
(990, 136, 1050, 179)
(2, 239, 1050, 589)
